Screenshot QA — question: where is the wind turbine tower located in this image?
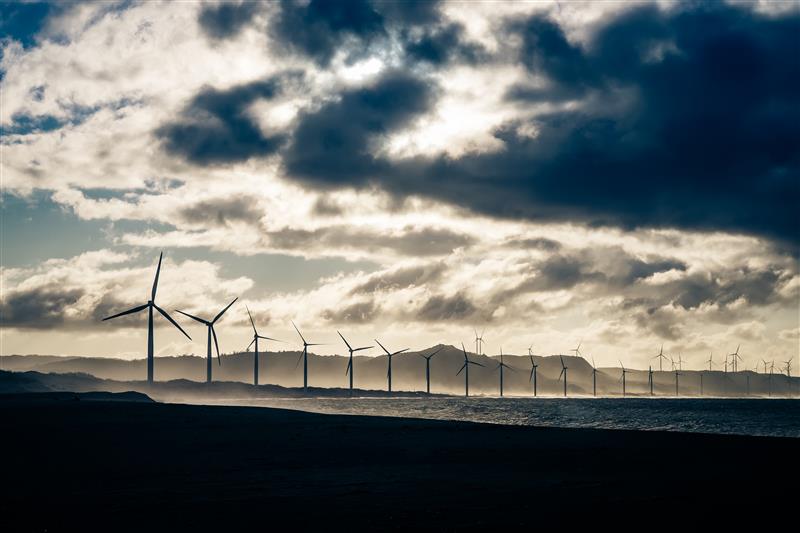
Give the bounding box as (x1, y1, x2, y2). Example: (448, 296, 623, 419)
(419, 347, 444, 394)
(457, 343, 484, 397)
(292, 322, 325, 392)
(528, 346, 539, 397)
(176, 297, 238, 383)
(339, 331, 372, 396)
(559, 355, 568, 397)
(376, 339, 408, 393)
(494, 348, 514, 397)
(102, 252, 191, 384)
(245, 306, 281, 386)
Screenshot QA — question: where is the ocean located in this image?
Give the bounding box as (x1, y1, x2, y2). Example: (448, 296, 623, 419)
(196, 396, 800, 438)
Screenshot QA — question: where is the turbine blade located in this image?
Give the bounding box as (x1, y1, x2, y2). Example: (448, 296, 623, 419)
(345, 359, 352, 375)
(153, 304, 191, 340)
(175, 309, 208, 325)
(529, 368, 534, 381)
(375, 339, 391, 356)
(354, 346, 372, 352)
(247, 338, 255, 350)
(212, 297, 238, 324)
(212, 326, 221, 365)
(258, 336, 282, 342)
(428, 347, 444, 358)
(392, 348, 409, 356)
(246, 305, 257, 334)
(456, 363, 466, 376)
(102, 303, 148, 321)
(338, 331, 352, 351)
(471, 361, 485, 367)
(294, 353, 303, 370)
(151, 251, 163, 301)
(292, 320, 306, 344)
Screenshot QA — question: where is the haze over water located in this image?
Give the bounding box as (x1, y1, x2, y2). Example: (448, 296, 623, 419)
(195, 397, 800, 438)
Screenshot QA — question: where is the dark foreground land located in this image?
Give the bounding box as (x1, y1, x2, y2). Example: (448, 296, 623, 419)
(1, 393, 797, 531)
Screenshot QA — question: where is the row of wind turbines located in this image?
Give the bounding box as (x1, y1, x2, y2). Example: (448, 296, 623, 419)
(103, 253, 794, 397)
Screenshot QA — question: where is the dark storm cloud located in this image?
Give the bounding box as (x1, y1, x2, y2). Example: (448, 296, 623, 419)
(198, 1, 260, 40)
(266, 225, 473, 257)
(269, 0, 443, 65)
(178, 196, 263, 227)
(667, 268, 785, 310)
(156, 75, 295, 165)
(279, 4, 799, 245)
(416, 292, 477, 321)
(351, 263, 446, 294)
(402, 23, 486, 66)
(0, 286, 84, 329)
(503, 237, 562, 252)
(269, 0, 386, 66)
(284, 70, 436, 185)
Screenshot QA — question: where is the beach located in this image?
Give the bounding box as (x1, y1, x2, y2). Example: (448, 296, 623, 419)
(1, 393, 796, 531)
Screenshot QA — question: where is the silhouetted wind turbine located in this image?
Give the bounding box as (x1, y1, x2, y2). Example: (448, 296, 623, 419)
(375, 339, 408, 393)
(474, 328, 486, 356)
(729, 345, 742, 373)
(675, 353, 684, 371)
(590, 356, 599, 397)
(706, 351, 714, 371)
(176, 297, 238, 383)
(528, 346, 539, 397)
(652, 344, 668, 372)
(419, 347, 444, 394)
(456, 343, 484, 397)
(494, 348, 514, 397)
(292, 321, 325, 392)
(619, 360, 630, 397)
(244, 306, 281, 386)
(339, 331, 372, 396)
(102, 252, 190, 384)
(558, 355, 568, 397)
(570, 341, 582, 358)
(648, 366, 654, 396)
(783, 358, 793, 378)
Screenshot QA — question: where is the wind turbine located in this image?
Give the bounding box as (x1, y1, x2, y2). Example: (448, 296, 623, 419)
(102, 252, 191, 384)
(570, 341, 582, 358)
(176, 297, 238, 383)
(590, 356, 599, 397)
(783, 358, 793, 378)
(244, 306, 281, 386)
(706, 351, 714, 371)
(619, 360, 630, 397)
(729, 345, 742, 373)
(339, 331, 372, 396)
(528, 346, 539, 397)
(292, 321, 325, 392)
(675, 353, 684, 371)
(375, 339, 408, 393)
(652, 344, 668, 372)
(474, 329, 486, 356)
(558, 355, 568, 397)
(648, 366, 654, 396)
(419, 347, 444, 394)
(494, 348, 514, 397)
(456, 343, 484, 397)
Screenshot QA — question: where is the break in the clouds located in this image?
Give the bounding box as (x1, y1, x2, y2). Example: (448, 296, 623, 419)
(1, 1, 797, 367)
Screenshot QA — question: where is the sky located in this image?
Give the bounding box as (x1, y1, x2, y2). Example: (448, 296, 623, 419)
(1, 0, 798, 371)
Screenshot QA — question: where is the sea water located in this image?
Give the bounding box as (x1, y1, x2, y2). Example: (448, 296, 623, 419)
(196, 397, 800, 438)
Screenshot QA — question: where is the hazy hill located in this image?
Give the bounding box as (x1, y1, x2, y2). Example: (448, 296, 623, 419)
(2, 347, 797, 397)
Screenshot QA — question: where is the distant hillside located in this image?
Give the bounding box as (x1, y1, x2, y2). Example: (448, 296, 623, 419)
(2, 347, 797, 397)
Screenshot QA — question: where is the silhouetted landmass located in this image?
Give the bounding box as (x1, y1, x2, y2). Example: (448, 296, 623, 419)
(0, 370, 442, 401)
(0, 395, 796, 530)
(3, 346, 797, 396)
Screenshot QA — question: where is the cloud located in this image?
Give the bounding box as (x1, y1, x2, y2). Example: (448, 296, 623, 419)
(351, 263, 446, 294)
(156, 75, 292, 165)
(178, 195, 263, 227)
(402, 22, 486, 65)
(269, 0, 386, 66)
(416, 292, 477, 322)
(276, 4, 800, 245)
(0, 286, 84, 329)
(198, 1, 260, 40)
(284, 70, 435, 185)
